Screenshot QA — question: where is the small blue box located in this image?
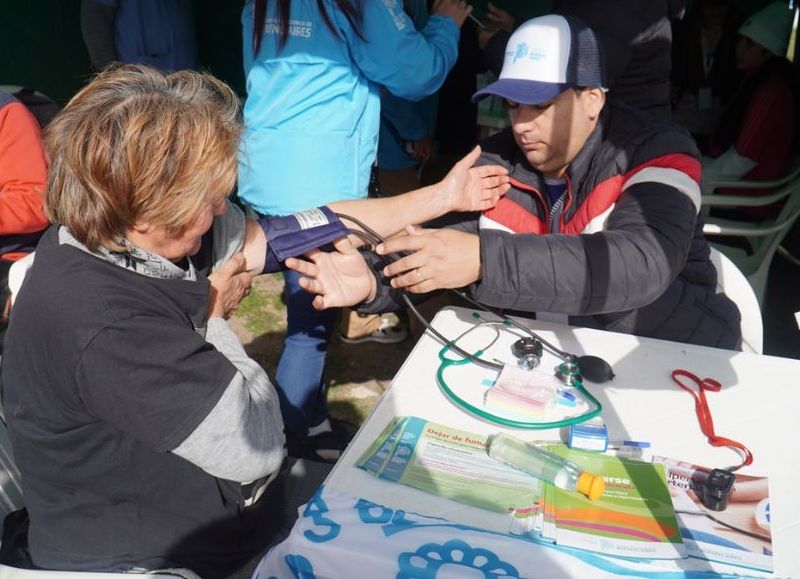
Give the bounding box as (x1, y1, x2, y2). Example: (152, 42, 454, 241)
(567, 420, 608, 452)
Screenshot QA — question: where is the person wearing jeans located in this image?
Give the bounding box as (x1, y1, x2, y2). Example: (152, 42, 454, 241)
(276, 269, 340, 459)
(238, 0, 472, 461)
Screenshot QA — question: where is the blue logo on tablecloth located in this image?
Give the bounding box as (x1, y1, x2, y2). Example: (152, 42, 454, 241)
(397, 539, 520, 578)
(302, 489, 341, 543)
(265, 553, 317, 579)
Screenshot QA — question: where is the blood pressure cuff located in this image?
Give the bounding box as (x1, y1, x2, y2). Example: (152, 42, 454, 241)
(259, 206, 349, 273)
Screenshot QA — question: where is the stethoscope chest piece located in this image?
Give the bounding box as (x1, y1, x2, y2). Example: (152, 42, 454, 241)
(512, 337, 543, 370)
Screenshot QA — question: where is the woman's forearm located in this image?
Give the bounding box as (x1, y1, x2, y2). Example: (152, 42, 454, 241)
(329, 181, 451, 244)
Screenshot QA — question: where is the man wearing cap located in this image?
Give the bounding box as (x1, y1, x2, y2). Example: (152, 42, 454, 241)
(289, 15, 742, 349)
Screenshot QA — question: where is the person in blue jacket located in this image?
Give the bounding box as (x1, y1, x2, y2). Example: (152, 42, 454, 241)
(376, 0, 439, 198)
(238, 0, 472, 462)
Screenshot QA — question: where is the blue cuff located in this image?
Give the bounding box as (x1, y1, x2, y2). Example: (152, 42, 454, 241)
(258, 207, 349, 273)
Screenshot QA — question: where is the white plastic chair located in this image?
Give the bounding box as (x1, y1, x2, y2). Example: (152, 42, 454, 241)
(701, 161, 800, 304)
(708, 247, 763, 354)
(7, 253, 35, 307)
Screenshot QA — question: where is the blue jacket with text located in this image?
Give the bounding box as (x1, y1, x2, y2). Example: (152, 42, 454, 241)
(238, 0, 459, 215)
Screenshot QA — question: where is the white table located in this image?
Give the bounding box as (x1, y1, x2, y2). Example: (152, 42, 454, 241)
(324, 307, 800, 577)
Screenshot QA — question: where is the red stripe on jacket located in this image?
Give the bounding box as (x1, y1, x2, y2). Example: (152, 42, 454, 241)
(483, 153, 700, 236)
(482, 177, 548, 234)
(563, 153, 701, 235)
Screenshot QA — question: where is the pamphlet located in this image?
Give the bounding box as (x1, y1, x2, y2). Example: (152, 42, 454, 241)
(655, 457, 773, 572)
(358, 416, 543, 514)
(544, 446, 685, 559)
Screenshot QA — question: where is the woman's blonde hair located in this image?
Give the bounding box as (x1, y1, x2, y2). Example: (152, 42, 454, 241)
(44, 64, 242, 252)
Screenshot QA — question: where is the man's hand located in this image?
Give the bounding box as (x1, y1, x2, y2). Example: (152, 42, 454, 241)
(285, 238, 376, 310)
(207, 253, 253, 319)
(377, 225, 481, 293)
(432, 0, 473, 27)
(440, 145, 510, 213)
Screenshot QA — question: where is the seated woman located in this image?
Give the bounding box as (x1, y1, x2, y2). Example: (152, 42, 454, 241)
(703, 2, 799, 219)
(0, 64, 508, 578)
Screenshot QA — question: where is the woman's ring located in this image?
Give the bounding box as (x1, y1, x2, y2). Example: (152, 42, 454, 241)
(416, 268, 423, 281)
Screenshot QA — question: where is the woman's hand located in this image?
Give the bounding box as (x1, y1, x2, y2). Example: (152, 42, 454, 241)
(377, 225, 481, 293)
(285, 237, 376, 310)
(432, 0, 473, 27)
(411, 136, 434, 164)
(440, 145, 510, 213)
(207, 253, 253, 319)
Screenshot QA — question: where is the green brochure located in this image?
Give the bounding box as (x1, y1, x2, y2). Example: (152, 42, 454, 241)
(544, 446, 685, 559)
(358, 416, 542, 515)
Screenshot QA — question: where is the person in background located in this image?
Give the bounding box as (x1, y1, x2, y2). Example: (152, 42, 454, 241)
(375, 0, 438, 199)
(238, 0, 472, 462)
(671, 0, 744, 152)
(0, 90, 48, 353)
(423, 16, 485, 185)
(704, 1, 799, 219)
(360, 0, 439, 345)
(80, 0, 198, 71)
(287, 15, 742, 351)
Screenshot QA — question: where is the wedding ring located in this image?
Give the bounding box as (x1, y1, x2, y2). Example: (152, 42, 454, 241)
(416, 268, 423, 281)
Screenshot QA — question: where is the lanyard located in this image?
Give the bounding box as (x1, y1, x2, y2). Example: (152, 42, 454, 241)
(671, 369, 753, 470)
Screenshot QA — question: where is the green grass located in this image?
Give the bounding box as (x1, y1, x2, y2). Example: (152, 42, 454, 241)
(235, 273, 286, 336)
(230, 274, 411, 429)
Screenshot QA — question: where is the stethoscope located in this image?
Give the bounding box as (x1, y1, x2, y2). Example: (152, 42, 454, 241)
(432, 314, 606, 429)
(337, 213, 616, 429)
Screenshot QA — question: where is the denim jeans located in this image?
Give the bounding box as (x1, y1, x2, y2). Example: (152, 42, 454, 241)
(275, 269, 338, 440)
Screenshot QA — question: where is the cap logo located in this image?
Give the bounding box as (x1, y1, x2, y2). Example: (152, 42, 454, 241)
(513, 42, 529, 63)
(507, 42, 547, 64)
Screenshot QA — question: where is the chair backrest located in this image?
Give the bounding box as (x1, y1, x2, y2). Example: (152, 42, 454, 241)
(7, 253, 35, 306)
(0, 417, 25, 520)
(0, 253, 28, 516)
(701, 163, 800, 302)
(708, 247, 763, 354)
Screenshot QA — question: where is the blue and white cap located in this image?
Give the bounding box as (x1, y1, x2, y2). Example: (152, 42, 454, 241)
(472, 15, 607, 105)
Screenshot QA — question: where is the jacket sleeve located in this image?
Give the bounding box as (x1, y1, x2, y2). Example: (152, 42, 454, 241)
(339, 2, 460, 101)
(76, 315, 285, 483)
(80, 0, 119, 71)
(0, 101, 48, 237)
(471, 158, 700, 315)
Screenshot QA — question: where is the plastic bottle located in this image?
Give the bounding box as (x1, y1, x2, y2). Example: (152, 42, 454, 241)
(487, 433, 605, 500)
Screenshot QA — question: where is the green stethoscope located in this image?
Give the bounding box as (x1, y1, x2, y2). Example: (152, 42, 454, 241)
(433, 317, 604, 429)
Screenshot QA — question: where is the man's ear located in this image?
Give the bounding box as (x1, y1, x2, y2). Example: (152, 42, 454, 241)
(582, 88, 606, 120)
